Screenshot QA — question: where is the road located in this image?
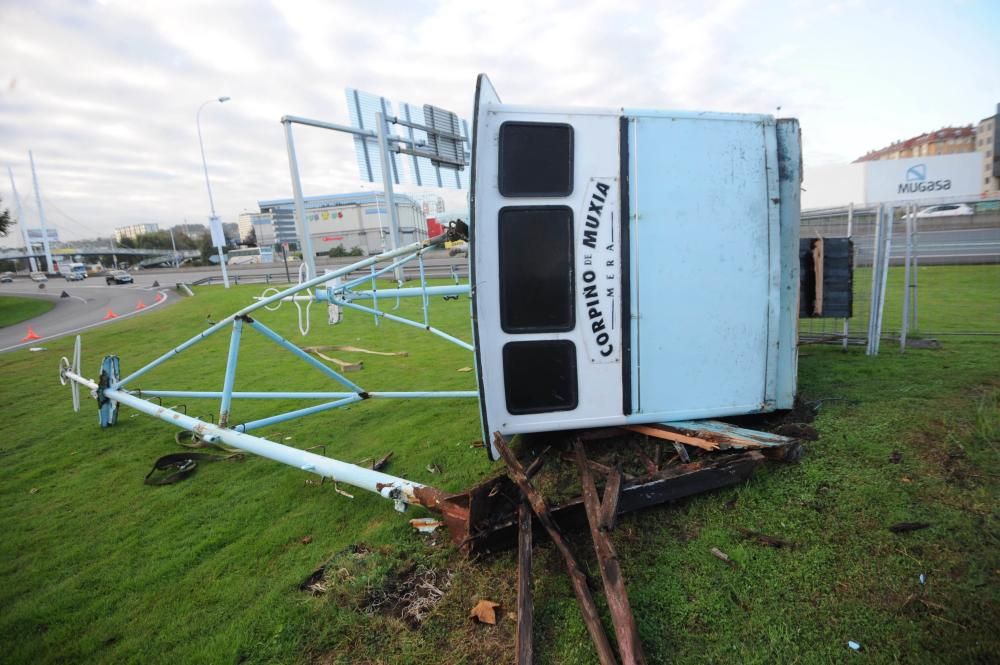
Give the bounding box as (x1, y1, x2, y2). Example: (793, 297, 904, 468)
(799, 227, 1000, 265)
(0, 279, 172, 353)
(2, 224, 993, 353)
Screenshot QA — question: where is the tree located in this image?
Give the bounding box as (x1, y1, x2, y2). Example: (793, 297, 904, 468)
(245, 227, 257, 247)
(0, 195, 11, 237)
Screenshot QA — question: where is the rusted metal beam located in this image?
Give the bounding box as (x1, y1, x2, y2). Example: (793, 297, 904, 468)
(516, 501, 534, 665)
(493, 433, 619, 665)
(575, 440, 647, 665)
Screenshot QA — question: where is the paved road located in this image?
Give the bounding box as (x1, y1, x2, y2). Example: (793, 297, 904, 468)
(0, 279, 172, 353)
(799, 227, 1000, 265)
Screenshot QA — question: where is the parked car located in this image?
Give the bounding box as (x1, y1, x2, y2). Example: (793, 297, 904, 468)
(0, 273, 14, 283)
(29, 272, 48, 282)
(915, 204, 974, 218)
(105, 270, 134, 285)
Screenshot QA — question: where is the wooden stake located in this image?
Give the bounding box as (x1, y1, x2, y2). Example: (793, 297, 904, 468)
(574, 440, 647, 665)
(493, 433, 618, 665)
(516, 501, 534, 665)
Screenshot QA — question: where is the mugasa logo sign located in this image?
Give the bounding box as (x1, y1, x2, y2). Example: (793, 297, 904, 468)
(899, 163, 951, 194)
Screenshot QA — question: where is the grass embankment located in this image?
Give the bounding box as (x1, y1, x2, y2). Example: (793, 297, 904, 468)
(0, 295, 55, 328)
(0, 266, 997, 664)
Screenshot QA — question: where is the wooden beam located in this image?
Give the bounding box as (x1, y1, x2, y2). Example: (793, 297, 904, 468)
(600, 467, 623, 532)
(493, 433, 619, 665)
(575, 440, 647, 665)
(516, 502, 534, 665)
(624, 424, 719, 451)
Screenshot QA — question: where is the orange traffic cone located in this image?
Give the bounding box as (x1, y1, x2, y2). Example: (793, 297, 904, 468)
(154, 293, 165, 303)
(135, 300, 146, 310)
(21, 326, 41, 342)
(103, 309, 118, 320)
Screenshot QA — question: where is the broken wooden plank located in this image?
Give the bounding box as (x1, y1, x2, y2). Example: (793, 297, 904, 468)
(625, 420, 797, 452)
(600, 467, 623, 532)
(371, 451, 393, 471)
(630, 441, 659, 475)
(516, 501, 534, 665)
(493, 433, 619, 665)
(736, 528, 793, 548)
(575, 440, 647, 665)
(468, 451, 766, 555)
(321, 344, 408, 357)
(813, 237, 824, 316)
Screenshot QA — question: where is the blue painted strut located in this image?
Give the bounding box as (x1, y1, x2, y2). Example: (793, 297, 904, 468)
(219, 317, 244, 426)
(116, 234, 448, 389)
(235, 395, 363, 432)
(246, 319, 365, 393)
(136, 390, 479, 400)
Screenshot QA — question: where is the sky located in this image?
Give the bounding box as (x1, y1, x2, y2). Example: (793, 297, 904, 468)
(1, 0, 998, 243)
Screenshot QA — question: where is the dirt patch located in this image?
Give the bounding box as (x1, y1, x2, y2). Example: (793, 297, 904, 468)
(362, 564, 454, 629)
(725, 396, 820, 440)
(299, 543, 374, 595)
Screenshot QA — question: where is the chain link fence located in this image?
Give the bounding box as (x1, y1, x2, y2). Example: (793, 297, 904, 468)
(799, 201, 1000, 350)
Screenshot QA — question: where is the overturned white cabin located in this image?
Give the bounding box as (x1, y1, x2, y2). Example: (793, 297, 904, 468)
(470, 75, 801, 455)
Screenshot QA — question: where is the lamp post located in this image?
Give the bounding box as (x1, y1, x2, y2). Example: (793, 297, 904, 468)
(197, 96, 231, 288)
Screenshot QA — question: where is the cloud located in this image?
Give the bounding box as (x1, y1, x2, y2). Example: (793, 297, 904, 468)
(1, 0, 997, 241)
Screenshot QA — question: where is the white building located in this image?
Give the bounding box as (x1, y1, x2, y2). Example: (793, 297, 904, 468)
(114, 223, 159, 243)
(237, 211, 275, 246)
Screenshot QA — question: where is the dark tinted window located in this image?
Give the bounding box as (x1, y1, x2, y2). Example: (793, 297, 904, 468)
(503, 341, 578, 414)
(499, 122, 573, 197)
(499, 206, 574, 333)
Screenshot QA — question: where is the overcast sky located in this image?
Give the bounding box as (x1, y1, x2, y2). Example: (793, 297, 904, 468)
(1, 0, 998, 242)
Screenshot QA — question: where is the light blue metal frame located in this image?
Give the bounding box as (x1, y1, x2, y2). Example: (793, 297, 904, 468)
(103, 234, 476, 451)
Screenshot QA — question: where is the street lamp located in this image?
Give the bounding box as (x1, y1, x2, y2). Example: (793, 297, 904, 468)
(197, 96, 231, 288)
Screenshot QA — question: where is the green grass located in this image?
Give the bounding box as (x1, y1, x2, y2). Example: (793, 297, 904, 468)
(1, 266, 998, 664)
(0, 295, 55, 328)
(800, 263, 1000, 338)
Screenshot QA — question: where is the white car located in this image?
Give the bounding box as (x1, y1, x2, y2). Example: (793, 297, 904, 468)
(915, 204, 974, 218)
(29, 272, 48, 282)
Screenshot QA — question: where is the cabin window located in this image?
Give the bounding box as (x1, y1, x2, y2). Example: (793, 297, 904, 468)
(503, 340, 578, 414)
(498, 122, 574, 197)
(498, 206, 574, 333)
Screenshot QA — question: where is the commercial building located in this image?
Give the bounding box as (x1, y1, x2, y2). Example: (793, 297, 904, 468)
(114, 223, 159, 242)
(237, 211, 276, 246)
(978, 104, 1000, 195)
(256, 192, 427, 257)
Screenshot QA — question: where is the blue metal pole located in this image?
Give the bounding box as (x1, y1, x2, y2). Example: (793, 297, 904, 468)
(116, 318, 232, 388)
(219, 317, 244, 426)
(234, 395, 363, 432)
(418, 252, 429, 326)
(246, 319, 366, 392)
(103, 388, 430, 506)
(118, 234, 444, 388)
(333, 298, 475, 351)
(346, 284, 470, 300)
(136, 389, 479, 400)
(297, 284, 471, 303)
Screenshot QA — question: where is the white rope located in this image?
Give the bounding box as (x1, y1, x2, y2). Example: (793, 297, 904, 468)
(295, 262, 313, 336)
